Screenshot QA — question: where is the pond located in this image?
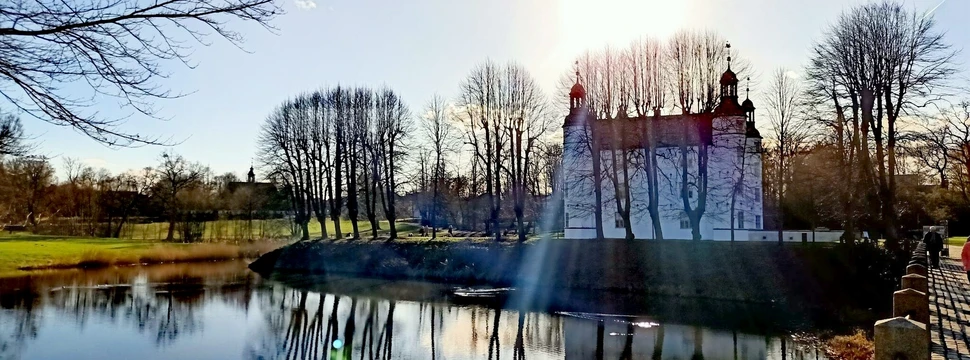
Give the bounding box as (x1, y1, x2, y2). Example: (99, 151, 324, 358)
(0, 261, 829, 359)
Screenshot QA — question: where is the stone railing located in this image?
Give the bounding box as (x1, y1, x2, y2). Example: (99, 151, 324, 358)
(874, 242, 930, 360)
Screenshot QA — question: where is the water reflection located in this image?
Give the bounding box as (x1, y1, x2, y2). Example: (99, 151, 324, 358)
(0, 262, 825, 359)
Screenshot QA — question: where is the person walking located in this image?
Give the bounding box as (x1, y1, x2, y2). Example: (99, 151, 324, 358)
(925, 230, 944, 269)
(962, 237, 970, 284)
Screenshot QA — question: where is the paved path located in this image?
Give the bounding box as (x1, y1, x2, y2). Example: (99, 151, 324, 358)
(929, 246, 970, 359)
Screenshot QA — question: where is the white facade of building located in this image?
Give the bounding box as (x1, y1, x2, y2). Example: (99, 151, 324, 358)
(562, 65, 767, 241)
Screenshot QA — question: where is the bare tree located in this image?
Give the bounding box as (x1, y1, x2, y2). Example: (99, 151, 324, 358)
(666, 33, 743, 240)
(666, 30, 749, 115)
(4, 156, 54, 229)
(943, 101, 970, 201)
(763, 69, 809, 244)
(0, 112, 28, 156)
(375, 88, 411, 240)
(806, 0, 956, 246)
(259, 99, 312, 240)
(157, 151, 204, 241)
(111, 167, 157, 237)
(901, 121, 950, 189)
(0, 0, 281, 146)
(456, 61, 504, 240)
(628, 37, 667, 240)
(501, 63, 551, 242)
(420, 94, 457, 239)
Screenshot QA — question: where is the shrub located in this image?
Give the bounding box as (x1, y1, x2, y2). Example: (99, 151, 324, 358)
(825, 330, 873, 360)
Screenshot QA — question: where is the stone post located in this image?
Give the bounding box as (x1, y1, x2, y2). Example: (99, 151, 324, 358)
(893, 288, 929, 325)
(902, 274, 929, 294)
(874, 317, 929, 360)
(906, 263, 927, 277)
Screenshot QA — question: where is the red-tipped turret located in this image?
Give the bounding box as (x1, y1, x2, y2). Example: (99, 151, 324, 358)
(714, 43, 745, 116)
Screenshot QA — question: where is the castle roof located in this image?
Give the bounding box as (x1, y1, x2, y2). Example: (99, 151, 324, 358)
(720, 68, 738, 85)
(576, 113, 715, 150)
(569, 82, 586, 99)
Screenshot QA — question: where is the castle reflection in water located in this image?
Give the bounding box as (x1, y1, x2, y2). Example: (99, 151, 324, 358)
(0, 261, 824, 359)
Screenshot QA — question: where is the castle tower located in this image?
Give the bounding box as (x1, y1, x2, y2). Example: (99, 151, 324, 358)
(247, 166, 255, 183)
(562, 63, 596, 238)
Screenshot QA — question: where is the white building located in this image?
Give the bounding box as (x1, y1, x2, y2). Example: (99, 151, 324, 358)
(562, 62, 766, 241)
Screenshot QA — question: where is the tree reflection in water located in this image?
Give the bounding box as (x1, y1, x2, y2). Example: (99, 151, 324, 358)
(0, 262, 826, 360)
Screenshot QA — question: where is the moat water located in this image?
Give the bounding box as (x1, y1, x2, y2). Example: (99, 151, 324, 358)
(0, 261, 830, 359)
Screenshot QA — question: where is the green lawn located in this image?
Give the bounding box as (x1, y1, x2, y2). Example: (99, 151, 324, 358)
(0, 220, 423, 277)
(0, 233, 187, 276)
(949, 237, 969, 247)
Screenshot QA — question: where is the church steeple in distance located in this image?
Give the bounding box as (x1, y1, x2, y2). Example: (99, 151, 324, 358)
(247, 164, 255, 183)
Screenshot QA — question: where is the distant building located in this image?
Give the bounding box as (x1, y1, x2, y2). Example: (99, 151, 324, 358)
(225, 166, 288, 214)
(562, 59, 765, 240)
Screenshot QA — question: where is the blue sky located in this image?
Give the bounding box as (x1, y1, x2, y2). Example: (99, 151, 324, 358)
(18, 0, 970, 180)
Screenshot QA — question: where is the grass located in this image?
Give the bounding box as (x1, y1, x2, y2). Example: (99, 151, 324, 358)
(948, 236, 969, 247)
(0, 232, 284, 277)
(0, 219, 453, 277)
(824, 330, 873, 360)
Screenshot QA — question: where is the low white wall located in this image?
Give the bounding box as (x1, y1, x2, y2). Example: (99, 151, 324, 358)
(748, 230, 842, 243)
(565, 227, 845, 242)
(564, 228, 598, 239)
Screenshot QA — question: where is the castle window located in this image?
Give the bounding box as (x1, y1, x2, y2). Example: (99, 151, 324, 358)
(565, 213, 570, 227)
(755, 215, 762, 229)
(615, 212, 625, 228)
(679, 213, 690, 229)
(688, 190, 694, 199)
(737, 212, 745, 229)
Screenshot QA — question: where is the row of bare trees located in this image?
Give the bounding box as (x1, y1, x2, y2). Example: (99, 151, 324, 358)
(802, 1, 958, 247)
(258, 62, 560, 243)
(257, 86, 411, 241)
(450, 61, 555, 242)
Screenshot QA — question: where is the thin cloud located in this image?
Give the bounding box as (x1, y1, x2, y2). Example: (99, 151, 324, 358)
(294, 0, 316, 10)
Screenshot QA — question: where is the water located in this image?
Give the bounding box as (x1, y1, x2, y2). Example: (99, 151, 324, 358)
(0, 261, 828, 359)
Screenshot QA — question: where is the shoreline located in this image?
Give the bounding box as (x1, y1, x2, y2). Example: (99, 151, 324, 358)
(0, 236, 285, 277)
(250, 238, 903, 329)
(16, 255, 257, 272)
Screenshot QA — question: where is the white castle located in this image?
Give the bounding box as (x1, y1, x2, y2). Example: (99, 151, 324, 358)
(562, 61, 765, 241)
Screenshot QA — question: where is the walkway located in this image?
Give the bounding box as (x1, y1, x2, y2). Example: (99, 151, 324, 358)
(929, 246, 970, 359)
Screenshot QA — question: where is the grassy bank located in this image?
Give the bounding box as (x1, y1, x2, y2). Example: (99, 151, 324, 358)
(117, 219, 420, 241)
(253, 239, 901, 330)
(0, 233, 285, 277)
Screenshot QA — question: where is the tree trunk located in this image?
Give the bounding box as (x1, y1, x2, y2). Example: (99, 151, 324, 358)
(590, 127, 605, 239)
(347, 144, 360, 240)
(646, 117, 663, 240)
(166, 215, 176, 242)
(777, 140, 784, 245)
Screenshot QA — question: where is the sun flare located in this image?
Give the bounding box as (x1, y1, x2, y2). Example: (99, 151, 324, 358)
(558, 0, 688, 48)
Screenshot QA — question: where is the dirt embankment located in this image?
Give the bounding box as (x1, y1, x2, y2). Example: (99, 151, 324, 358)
(250, 239, 899, 314)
